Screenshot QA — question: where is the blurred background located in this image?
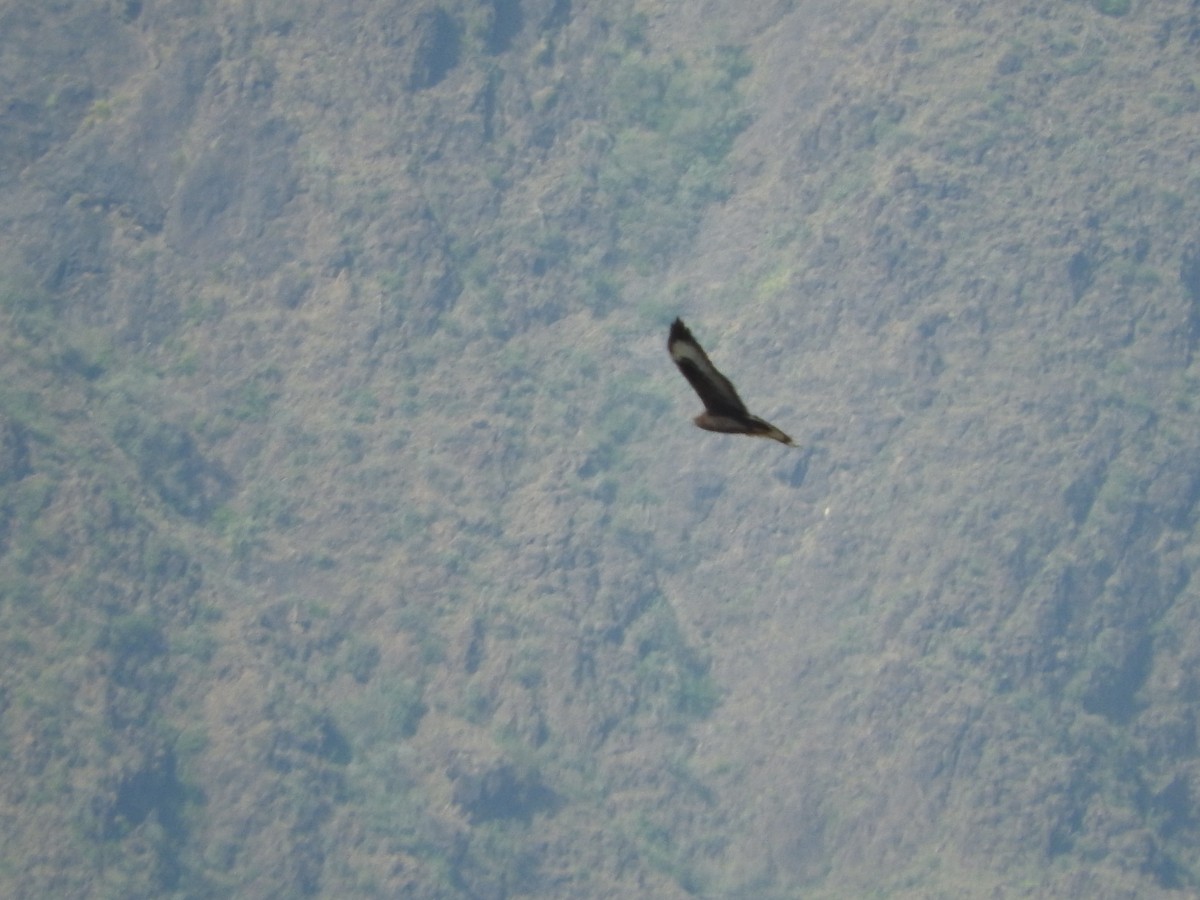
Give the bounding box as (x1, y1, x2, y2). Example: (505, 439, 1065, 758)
(2, 0, 1199, 896)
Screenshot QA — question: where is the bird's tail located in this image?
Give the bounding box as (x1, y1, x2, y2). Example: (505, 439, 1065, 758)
(748, 417, 795, 446)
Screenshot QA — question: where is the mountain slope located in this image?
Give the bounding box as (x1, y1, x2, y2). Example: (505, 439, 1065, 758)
(2, 0, 1200, 897)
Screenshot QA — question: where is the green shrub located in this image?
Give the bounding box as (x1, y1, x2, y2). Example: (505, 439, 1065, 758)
(1092, 0, 1130, 16)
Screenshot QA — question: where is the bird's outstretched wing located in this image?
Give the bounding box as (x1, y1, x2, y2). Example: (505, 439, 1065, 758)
(668, 318, 749, 418)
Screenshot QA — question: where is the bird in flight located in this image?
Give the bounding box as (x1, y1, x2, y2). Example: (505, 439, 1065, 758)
(667, 318, 794, 446)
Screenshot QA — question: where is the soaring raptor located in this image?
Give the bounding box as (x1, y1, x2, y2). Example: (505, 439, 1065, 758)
(668, 318, 794, 446)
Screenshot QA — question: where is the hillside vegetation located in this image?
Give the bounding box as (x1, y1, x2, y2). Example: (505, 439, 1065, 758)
(3, 0, 1200, 897)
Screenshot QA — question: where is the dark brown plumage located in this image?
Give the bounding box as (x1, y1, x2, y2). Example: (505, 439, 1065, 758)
(667, 318, 794, 446)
